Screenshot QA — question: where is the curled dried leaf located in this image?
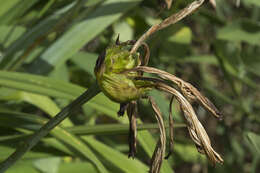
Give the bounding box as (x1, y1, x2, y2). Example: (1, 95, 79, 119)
(148, 97, 166, 173)
(126, 66, 222, 119)
(140, 42, 150, 66)
(156, 83, 224, 165)
(134, 76, 223, 164)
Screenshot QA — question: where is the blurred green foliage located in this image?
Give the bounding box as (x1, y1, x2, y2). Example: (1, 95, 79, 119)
(0, 0, 259, 172)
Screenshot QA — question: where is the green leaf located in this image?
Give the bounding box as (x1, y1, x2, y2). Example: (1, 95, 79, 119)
(58, 162, 98, 173)
(0, 146, 51, 161)
(67, 123, 185, 136)
(70, 52, 97, 78)
(28, 0, 142, 74)
(0, 70, 174, 172)
(0, 25, 26, 48)
(114, 21, 134, 41)
(0, 70, 120, 121)
(0, 70, 81, 99)
(5, 161, 38, 173)
(175, 55, 218, 65)
(37, 0, 57, 18)
(0, 110, 108, 173)
(0, 1, 20, 17)
(0, 2, 76, 70)
(243, 0, 260, 7)
(217, 20, 260, 45)
(84, 137, 148, 173)
(0, 88, 73, 127)
(0, 0, 38, 24)
(247, 132, 260, 154)
(33, 157, 61, 173)
(174, 143, 206, 163)
(149, 90, 169, 119)
(168, 26, 192, 44)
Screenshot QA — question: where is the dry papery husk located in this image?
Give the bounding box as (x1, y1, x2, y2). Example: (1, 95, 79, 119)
(156, 83, 224, 165)
(131, 71, 224, 165)
(125, 66, 222, 120)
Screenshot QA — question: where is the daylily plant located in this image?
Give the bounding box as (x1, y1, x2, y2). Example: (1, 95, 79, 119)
(94, 36, 224, 173)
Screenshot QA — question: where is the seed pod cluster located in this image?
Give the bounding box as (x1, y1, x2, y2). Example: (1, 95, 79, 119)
(95, 38, 223, 173)
(94, 40, 153, 103)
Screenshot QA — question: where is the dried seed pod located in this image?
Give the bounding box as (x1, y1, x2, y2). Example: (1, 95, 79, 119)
(95, 38, 224, 169)
(94, 39, 153, 103)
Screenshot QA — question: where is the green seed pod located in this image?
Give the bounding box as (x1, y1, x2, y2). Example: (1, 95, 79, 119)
(94, 40, 152, 103)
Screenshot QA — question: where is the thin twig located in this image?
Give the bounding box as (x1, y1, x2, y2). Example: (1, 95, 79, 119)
(130, 0, 205, 54)
(0, 83, 101, 173)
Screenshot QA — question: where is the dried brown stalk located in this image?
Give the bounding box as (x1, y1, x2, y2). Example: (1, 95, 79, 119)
(165, 96, 174, 159)
(209, 0, 216, 8)
(130, 0, 205, 54)
(165, 0, 173, 9)
(156, 83, 224, 165)
(127, 101, 138, 158)
(148, 97, 167, 173)
(125, 66, 222, 119)
(134, 76, 224, 165)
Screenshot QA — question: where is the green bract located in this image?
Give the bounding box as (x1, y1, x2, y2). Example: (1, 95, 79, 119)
(94, 42, 152, 103)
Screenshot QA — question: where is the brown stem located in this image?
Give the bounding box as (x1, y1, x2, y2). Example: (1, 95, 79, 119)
(127, 101, 138, 158)
(130, 0, 205, 54)
(165, 96, 174, 159)
(148, 96, 166, 173)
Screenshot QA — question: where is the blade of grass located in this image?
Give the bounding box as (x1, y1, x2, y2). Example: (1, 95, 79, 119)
(0, 146, 51, 161)
(0, 111, 185, 137)
(27, 0, 142, 74)
(0, 1, 76, 70)
(0, 109, 182, 173)
(0, 25, 26, 48)
(70, 52, 97, 78)
(0, 0, 38, 25)
(58, 161, 98, 173)
(0, 70, 174, 172)
(84, 137, 148, 173)
(0, 70, 120, 121)
(0, 83, 107, 173)
(37, 0, 57, 18)
(0, 88, 72, 126)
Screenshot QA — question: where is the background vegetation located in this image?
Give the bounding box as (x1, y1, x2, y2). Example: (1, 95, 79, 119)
(0, 0, 259, 172)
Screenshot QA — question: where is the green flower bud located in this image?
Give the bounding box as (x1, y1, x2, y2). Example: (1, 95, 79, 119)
(94, 41, 152, 103)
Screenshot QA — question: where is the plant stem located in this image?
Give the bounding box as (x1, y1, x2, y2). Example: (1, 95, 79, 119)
(130, 0, 205, 54)
(0, 83, 100, 173)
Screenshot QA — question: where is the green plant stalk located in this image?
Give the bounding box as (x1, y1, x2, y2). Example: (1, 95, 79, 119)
(0, 82, 101, 173)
